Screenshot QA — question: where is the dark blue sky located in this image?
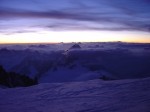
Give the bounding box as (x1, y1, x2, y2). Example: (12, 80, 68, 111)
(0, 0, 150, 43)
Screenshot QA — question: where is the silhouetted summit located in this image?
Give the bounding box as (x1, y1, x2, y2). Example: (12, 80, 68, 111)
(70, 44, 81, 49)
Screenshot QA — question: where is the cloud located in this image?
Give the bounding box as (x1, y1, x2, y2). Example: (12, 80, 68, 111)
(0, 0, 150, 33)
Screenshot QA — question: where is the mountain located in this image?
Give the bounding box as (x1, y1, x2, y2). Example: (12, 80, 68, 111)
(0, 42, 150, 83)
(0, 42, 150, 112)
(69, 44, 81, 49)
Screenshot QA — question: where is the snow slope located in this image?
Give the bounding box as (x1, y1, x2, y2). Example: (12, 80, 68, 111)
(0, 77, 150, 112)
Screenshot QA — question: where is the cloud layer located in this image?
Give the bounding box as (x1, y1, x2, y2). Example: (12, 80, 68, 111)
(0, 0, 150, 34)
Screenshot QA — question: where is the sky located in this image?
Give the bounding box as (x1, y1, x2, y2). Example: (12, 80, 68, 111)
(0, 0, 150, 43)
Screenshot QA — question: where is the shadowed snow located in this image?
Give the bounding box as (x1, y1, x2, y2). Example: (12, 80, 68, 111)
(0, 77, 150, 112)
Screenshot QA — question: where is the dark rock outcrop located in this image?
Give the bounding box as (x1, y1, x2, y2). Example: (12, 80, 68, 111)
(0, 65, 37, 88)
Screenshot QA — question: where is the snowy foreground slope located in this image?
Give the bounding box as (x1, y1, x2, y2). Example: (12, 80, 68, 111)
(0, 78, 150, 112)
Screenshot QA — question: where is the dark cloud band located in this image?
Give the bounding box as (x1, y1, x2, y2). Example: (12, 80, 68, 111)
(0, 0, 150, 33)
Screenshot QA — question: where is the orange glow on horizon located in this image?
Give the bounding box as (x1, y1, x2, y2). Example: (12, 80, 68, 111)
(0, 31, 150, 44)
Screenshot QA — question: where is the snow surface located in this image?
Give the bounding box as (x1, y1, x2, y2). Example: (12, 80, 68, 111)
(0, 77, 150, 112)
